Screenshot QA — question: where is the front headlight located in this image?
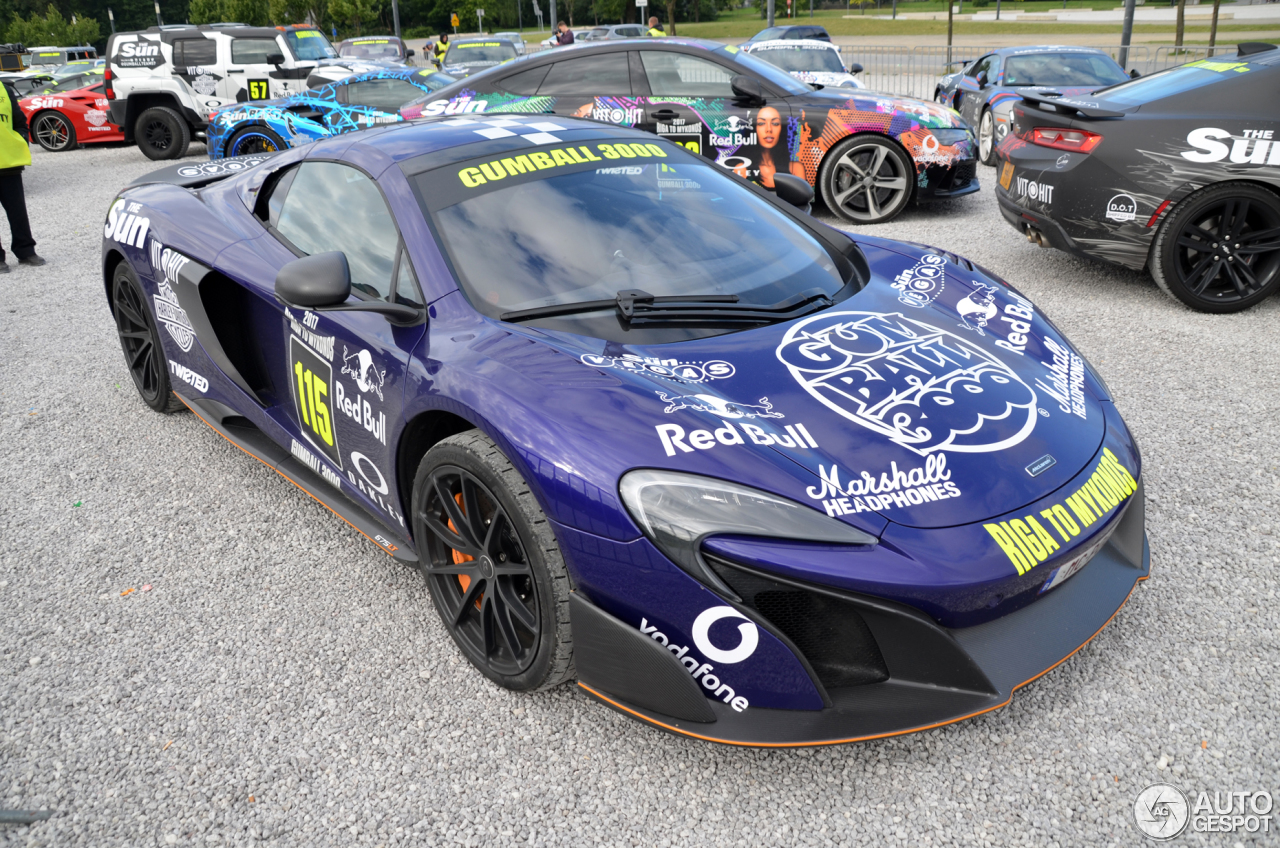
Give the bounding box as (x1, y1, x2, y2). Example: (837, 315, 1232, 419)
(993, 99, 1016, 122)
(929, 128, 972, 147)
(620, 470, 877, 596)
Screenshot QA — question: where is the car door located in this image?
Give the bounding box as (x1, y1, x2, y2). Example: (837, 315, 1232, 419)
(954, 53, 996, 121)
(529, 51, 640, 126)
(637, 49, 747, 162)
(223, 36, 283, 102)
(171, 35, 224, 107)
(240, 159, 427, 538)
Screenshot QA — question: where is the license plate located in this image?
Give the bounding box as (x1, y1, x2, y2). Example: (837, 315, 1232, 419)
(999, 161, 1014, 190)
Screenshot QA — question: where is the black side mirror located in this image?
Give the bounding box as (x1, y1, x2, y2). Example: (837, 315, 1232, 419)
(848, 62, 863, 74)
(275, 252, 420, 322)
(730, 74, 766, 106)
(266, 52, 285, 65)
(976, 71, 989, 88)
(406, 49, 416, 57)
(1129, 68, 1141, 79)
(772, 173, 814, 213)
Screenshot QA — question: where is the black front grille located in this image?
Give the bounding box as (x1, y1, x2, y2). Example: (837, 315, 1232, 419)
(946, 161, 977, 191)
(707, 557, 889, 691)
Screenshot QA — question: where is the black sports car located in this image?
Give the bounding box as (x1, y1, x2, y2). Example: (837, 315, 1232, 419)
(995, 43, 1280, 312)
(935, 46, 1130, 165)
(401, 37, 978, 224)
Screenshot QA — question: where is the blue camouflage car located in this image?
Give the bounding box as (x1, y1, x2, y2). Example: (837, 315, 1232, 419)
(103, 114, 1148, 746)
(205, 66, 456, 159)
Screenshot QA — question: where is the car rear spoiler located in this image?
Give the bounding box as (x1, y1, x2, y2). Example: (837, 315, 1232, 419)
(128, 152, 280, 189)
(1018, 92, 1124, 120)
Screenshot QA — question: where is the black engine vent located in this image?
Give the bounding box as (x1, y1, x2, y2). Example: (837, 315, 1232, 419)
(706, 556, 889, 691)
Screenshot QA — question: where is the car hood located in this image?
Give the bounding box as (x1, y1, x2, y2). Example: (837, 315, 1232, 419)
(794, 70, 863, 89)
(991, 84, 1104, 101)
(528, 237, 1107, 531)
(798, 87, 967, 129)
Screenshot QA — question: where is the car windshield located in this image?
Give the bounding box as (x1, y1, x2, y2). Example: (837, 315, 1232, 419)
(47, 73, 96, 92)
(286, 30, 338, 61)
(1091, 56, 1271, 106)
(1003, 52, 1128, 86)
(750, 27, 788, 42)
(727, 47, 812, 95)
(31, 52, 63, 66)
(446, 42, 517, 65)
(340, 39, 401, 59)
(750, 45, 844, 74)
(418, 70, 457, 91)
(416, 140, 846, 342)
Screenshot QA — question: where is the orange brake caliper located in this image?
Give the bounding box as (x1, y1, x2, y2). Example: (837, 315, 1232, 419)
(447, 493, 481, 607)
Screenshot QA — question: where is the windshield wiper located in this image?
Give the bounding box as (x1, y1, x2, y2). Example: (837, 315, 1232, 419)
(500, 288, 831, 325)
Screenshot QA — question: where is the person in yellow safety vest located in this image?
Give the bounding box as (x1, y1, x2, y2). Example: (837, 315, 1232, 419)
(433, 33, 449, 67)
(646, 16, 665, 36)
(0, 80, 41, 271)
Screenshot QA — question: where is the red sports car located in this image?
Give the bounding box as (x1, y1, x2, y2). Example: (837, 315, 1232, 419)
(20, 79, 123, 152)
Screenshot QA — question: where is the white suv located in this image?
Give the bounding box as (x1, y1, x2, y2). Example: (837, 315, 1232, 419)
(105, 24, 339, 159)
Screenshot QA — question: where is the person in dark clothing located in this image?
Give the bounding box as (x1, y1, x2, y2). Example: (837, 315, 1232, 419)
(555, 22, 574, 46)
(0, 80, 42, 271)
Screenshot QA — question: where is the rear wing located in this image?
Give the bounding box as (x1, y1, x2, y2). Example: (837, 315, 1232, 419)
(128, 152, 279, 189)
(1018, 92, 1124, 120)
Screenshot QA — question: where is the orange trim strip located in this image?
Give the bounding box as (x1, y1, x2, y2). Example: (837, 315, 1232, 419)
(177, 394, 397, 560)
(579, 573, 1149, 748)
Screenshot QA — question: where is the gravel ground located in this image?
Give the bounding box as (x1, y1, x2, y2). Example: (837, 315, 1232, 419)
(1, 140, 1277, 848)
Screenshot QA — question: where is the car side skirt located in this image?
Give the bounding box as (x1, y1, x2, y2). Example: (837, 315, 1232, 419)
(176, 392, 418, 566)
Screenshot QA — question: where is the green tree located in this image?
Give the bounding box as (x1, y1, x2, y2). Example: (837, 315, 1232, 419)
(329, 0, 379, 35)
(7, 4, 101, 45)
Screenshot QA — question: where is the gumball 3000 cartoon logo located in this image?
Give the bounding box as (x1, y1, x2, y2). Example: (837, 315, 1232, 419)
(776, 311, 1038, 455)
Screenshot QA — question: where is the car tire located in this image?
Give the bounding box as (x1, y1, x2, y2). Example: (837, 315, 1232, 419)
(412, 430, 574, 692)
(111, 261, 185, 414)
(1151, 182, 1280, 313)
(819, 134, 914, 225)
(135, 106, 191, 161)
(31, 111, 77, 152)
(226, 125, 288, 158)
(978, 108, 997, 166)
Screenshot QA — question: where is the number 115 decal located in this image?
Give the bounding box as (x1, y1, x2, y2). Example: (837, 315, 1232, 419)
(290, 336, 343, 469)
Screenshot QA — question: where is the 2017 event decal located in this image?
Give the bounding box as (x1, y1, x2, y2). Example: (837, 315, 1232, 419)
(776, 311, 1038, 456)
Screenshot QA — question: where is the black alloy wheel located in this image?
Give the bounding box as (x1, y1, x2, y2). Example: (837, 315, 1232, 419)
(32, 111, 77, 152)
(1152, 183, 1280, 313)
(413, 432, 573, 691)
(820, 134, 913, 225)
(134, 106, 192, 161)
(227, 126, 287, 157)
(112, 263, 184, 413)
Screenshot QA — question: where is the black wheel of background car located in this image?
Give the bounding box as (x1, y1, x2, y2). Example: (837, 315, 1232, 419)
(412, 431, 574, 691)
(135, 106, 191, 161)
(819, 134, 913, 224)
(1151, 183, 1280, 313)
(978, 108, 997, 166)
(112, 262, 184, 414)
(226, 126, 287, 157)
(31, 111, 77, 152)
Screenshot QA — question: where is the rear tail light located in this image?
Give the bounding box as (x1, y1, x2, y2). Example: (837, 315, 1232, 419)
(1025, 127, 1103, 154)
(104, 66, 114, 99)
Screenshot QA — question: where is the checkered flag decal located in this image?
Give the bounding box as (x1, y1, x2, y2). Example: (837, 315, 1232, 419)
(442, 117, 567, 146)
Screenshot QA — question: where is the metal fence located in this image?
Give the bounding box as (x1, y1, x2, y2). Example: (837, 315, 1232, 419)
(498, 41, 1215, 101)
(838, 44, 1214, 100)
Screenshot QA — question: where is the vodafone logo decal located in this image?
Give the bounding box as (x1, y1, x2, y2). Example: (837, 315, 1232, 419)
(691, 606, 759, 664)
